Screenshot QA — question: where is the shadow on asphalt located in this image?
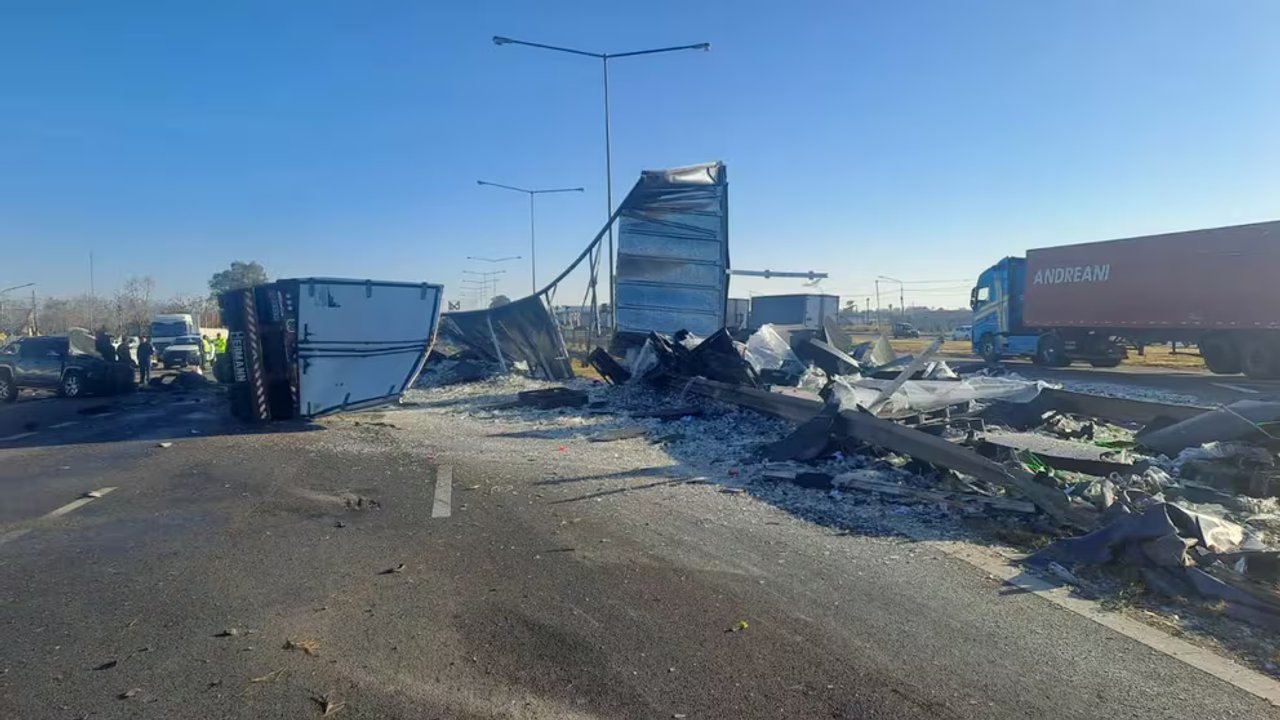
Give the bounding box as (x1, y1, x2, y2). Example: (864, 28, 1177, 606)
(0, 386, 325, 451)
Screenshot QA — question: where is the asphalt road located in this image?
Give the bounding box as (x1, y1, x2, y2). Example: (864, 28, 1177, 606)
(1000, 360, 1280, 406)
(1, 384, 1277, 719)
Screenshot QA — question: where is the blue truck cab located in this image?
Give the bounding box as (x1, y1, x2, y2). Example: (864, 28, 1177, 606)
(970, 257, 1039, 361)
(971, 256, 1125, 367)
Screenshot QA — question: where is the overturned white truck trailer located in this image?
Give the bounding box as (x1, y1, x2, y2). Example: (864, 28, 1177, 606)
(219, 278, 443, 421)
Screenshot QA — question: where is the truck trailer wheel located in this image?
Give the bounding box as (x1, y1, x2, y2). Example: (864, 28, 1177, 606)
(1035, 335, 1070, 367)
(1240, 336, 1280, 379)
(1201, 334, 1242, 375)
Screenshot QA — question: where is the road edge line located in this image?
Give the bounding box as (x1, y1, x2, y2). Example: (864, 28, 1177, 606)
(924, 539, 1280, 707)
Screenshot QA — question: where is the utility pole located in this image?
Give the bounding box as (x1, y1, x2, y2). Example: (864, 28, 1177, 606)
(89, 251, 95, 329)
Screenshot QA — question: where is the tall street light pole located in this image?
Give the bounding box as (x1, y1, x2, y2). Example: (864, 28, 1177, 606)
(492, 36, 711, 321)
(477, 181, 583, 294)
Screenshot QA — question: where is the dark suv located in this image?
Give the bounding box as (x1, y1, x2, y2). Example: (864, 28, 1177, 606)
(0, 336, 131, 402)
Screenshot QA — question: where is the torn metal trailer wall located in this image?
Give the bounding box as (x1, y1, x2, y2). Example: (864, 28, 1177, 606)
(439, 294, 573, 380)
(614, 162, 729, 339)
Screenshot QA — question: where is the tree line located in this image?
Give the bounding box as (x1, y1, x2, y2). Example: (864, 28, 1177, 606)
(0, 261, 268, 337)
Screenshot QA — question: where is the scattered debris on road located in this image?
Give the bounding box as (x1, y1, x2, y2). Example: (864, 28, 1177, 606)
(283, 638, 319, 656)
(313, 692, 346, 716)
(380, 563, 406, 575)
(414, 320, 1280, 640)
(247, 668, 286, 684)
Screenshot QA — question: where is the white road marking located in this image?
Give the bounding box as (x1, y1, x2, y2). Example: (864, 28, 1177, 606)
(0, 431, 36, 442)
(928, 540, 1280, 707)
(43, 487, 117, 519)
(49, 421, 80, 429)
(0, 528, 32, 546)
(1211, 382, 1262, 395)
(93, 412, 117, 418)
(431, 465, 452, 518)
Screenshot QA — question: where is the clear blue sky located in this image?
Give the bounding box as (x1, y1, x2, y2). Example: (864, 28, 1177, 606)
(3, 1, 1277, 310)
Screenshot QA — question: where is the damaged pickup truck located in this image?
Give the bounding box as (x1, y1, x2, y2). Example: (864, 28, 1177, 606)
(218, 278, 443, 421)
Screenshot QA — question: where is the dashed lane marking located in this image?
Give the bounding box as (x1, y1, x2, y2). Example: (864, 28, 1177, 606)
(431, 465, 452, 518)
(49, 421, 80, 429)
(0, 431, 36, 442)
(43, 487, 117, 519)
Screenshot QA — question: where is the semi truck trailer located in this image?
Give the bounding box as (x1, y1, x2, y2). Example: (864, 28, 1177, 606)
(970, 220, 1280, 377)
(218, 277, 443, 421)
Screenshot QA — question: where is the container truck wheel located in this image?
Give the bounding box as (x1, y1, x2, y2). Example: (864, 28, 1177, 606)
(1035, 335, 1070, 367)
(1240, 336, 1280, 379)
(1201, 334, 1241, 375)
(978, 334, 999, 363)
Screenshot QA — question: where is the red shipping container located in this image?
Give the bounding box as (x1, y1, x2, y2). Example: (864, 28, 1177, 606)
(1023, 221, 1280, 330)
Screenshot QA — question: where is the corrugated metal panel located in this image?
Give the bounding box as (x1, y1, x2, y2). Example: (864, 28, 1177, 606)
(614, 162, 728, 337)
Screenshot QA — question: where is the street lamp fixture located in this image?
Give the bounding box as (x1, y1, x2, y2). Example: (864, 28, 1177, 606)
(466, 255, 522, 264)
(492, 35, 710, 322)
(477, 180, 584, 294)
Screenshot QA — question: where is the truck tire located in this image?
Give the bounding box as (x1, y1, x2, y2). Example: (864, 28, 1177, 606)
(1089, 358, 1122, 368)
(59, 370, 84, 398)
(1240, 336, 1280, 379)
(977, 334, 999, 363)
(1035, 335, 1070, 367)
(0, 371, 16, 403)
(1201, 334, 1241, 375)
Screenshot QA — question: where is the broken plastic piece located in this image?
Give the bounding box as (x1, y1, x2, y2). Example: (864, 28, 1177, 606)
(743, 324, 803, 374)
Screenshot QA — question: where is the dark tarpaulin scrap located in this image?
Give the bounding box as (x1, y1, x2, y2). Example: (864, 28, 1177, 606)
(687, 329, 760, 387)
(588, 347, 631, 385)
(1030, 502, 1280, 628)
(794, 337, 861, 376)
(763, 402, 840, 462)
(439, 294, 573, 380)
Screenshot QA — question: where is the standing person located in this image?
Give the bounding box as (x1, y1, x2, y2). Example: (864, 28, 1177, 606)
(137, 337, 154, 385)
(201, 335, 214, 365)
(116, 337, 133, 368)
(213, 334, 226, 357)
(95, 330, 117, 362)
